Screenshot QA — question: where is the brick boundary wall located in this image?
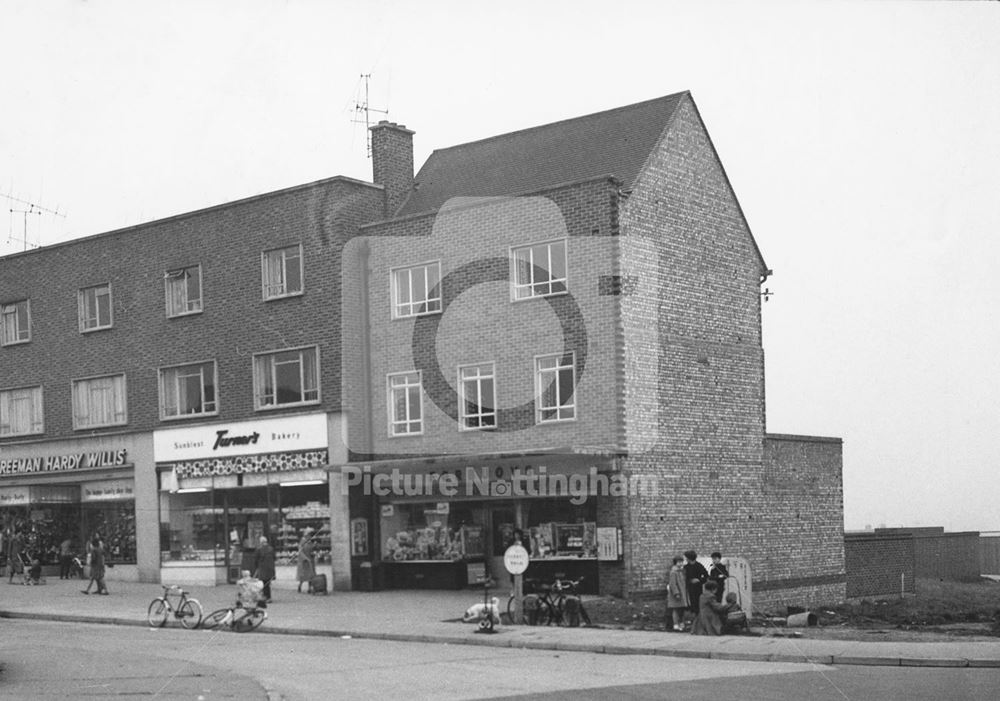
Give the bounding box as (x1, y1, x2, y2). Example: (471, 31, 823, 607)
(844, 532, 916, 599)
(873, 528, 981, 582)
(980, 535, 1000, 575)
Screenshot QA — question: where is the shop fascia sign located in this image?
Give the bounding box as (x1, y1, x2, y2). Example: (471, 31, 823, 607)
(153, 413, 328, 462)
(0, 449, 128, 477)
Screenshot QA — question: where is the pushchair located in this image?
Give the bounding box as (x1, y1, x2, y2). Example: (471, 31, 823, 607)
(20, 552, 45, 585)
(237, 574, 266, 610)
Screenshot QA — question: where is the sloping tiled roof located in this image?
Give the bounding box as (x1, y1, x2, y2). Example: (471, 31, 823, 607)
(397, 92, 687, 217)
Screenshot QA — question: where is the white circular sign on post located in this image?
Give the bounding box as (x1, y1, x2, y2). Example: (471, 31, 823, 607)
(503, 544, 530, 575)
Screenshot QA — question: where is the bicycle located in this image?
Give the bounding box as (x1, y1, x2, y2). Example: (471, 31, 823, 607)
(507, 576, 590, 626)
(147, 585, 203, 629)
(200, 575, 267, 633)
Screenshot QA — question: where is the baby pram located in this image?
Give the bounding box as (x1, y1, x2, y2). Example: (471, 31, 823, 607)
(237, 575, 266, 610)
(20, 552, 45, 585)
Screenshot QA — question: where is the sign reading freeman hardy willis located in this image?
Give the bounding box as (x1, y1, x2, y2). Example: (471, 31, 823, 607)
(0, 449, 128, 476)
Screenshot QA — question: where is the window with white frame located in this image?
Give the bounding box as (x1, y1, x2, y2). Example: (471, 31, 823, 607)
(159, 361, 217, 419)
(165, 266, 203, 317)
(535, 353, 576, 422)
(511, 239, 567, 300)
(391, 262, 442, 318)
(459, 363, 496, 430)
(261, 244, 303, 300)
(72, 374, 127, 429)
(79, 283, 113, 332)
(1, 300, 30, 345)
(388, 371, 422, 436)
(0, 386, 43, 436)
(253, 346, 319, 409)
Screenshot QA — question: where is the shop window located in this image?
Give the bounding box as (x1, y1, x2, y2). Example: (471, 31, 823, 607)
(535, 352, 576, 423)
(159, 489, 225, 564)
(0, 385, 44, 436)
(511, 238, 567, 300)
(72, 374, 127, 429)
(391, 261, 441, 318)
(380, 502, 485, 562)
(458, 363, 496, 430)
(274, 484, 331, 568)
(159, 360, 217, 419)
(387, 371, 422, 436)
(521, 498, 597, 560)
(253, 346, 319, 409)
(261, 244, 303, 300)
(83, 502, 137, 563)
(1, 299, 30, 345)
(164, 265, 203, 317)
(78, 283, 113, 332)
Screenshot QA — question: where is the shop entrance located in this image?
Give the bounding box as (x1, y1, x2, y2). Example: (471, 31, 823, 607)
(220, 486, 276, 584)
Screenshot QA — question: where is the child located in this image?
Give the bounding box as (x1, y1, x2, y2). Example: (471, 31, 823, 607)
(665, 555, 689, 631)
(708, 551, 729, 602)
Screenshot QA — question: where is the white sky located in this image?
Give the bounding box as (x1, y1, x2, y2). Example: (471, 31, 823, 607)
(2, 1, 998, 532)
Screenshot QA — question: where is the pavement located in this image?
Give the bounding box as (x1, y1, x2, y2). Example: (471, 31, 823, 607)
(3, 576, 1000, 669)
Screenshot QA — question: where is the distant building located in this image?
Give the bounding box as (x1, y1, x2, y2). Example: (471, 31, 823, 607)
(0, 92, 843, 607)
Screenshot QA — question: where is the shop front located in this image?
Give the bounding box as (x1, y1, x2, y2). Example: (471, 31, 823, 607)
(153, 413, 346, 588)
(0, 435, 152, 582)
(345, 454, 625, 594)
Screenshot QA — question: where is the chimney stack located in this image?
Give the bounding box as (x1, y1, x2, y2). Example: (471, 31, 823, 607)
(370, 121, 414, 217)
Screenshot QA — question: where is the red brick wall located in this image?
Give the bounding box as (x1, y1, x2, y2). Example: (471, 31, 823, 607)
(845, 533, 916, 598)
(0, 177, 382, 441)
(354, 179, 623, 459)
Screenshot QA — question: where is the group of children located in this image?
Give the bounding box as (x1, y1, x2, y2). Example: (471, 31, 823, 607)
(666, 550, 744, 635)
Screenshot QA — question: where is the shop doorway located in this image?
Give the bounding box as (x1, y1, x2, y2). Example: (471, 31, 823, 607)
(488, 506, 517, 589)
(220, 486, 276, 583)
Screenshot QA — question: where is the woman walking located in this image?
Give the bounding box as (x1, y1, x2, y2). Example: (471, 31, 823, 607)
(82, 537, 108, 595)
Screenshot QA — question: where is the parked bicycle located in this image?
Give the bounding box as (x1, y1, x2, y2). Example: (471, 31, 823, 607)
(507, 576, 591, 626)
(148, 585, 203, 629)
(200, 575, 267, 633)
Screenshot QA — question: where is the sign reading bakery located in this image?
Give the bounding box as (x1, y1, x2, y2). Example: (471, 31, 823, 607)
(153, 413, 328, 463)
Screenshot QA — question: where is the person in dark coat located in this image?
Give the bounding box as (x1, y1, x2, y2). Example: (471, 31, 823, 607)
(683, 550, 709, 614)
(708, 551, 729, 602)
(82, 538, 108, 595)
(691, 581, 731, 635)
(253, 536, 276, 602)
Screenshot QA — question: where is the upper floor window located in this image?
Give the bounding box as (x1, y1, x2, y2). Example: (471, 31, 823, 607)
(459, 363, 496, 430)
(0, 385, 43, 436)
(0, 300, 30, 345)
(79, 283, 113, 332)
(511, 239, 567, 300)
(72, 373, 127, 429)
(253, 346, 319, 409)
(159, 360, 217, 419)
(388, 371, 422, 436)
(165, 266, 203, 317)
(262, 244, 303, 300)
(391, 262, 442, 318)
(535, 352, 576, 423)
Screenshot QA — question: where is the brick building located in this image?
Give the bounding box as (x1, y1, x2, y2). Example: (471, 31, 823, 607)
(0, 91, 844, 607)
(339, 93, 845, 607)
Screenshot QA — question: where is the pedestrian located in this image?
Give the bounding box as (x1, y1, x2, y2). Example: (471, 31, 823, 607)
(296, 529, 316, 593)
(59, 537, 74, 579)
(708, 551, 729, 603)
(82, 537, 109, 595)
(253, 536, 276, 602)
(7, 529, 24, 583)
(665, 555, 690, 631)
(683, 550, 709, 616)
(691, 581, 731, 636)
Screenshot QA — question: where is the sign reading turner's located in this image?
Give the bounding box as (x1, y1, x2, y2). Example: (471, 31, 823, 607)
(153, 413, 328, 462)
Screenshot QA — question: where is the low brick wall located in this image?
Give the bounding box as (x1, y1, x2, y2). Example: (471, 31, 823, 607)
(981, 535, 1000, 575)
(844, 532, 915, 598)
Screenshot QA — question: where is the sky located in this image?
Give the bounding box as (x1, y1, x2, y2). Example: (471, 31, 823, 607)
(1, 1, 998, 533)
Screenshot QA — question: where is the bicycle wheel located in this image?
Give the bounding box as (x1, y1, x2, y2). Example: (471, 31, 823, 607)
(178, 598, 203, 629)
(536, 600, 554, 626)
(147, 599, 169, 628)
(232, 608, 266, 633)
(200, 608, 233, 630)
